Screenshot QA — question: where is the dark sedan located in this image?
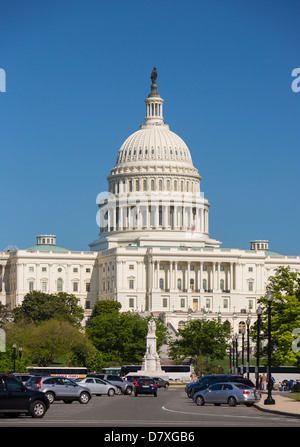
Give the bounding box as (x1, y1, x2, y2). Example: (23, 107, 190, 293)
(134, 378, 157, 397)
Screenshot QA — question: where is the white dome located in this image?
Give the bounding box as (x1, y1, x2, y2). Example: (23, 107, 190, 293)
(115, 124, 193, 167)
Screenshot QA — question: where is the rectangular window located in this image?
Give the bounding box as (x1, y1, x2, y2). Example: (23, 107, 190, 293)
(73, 268, 78, 273)
(180, 298, 185, 308)
(29, 267, 34, 272)
(205, 298, 211, 309)
(129, 265, 134, 270)
(129, 298, 134, 308)
(86, 268, 91, 273)
(248, 281, 253, 291)
(29, 281, 34, 291)
(42, 281, 47, 292)
(73, 282, 78, 292)
(129, 280, 134, 289)
(42, 267, 47, 272)
(86, 283, 90, 292)
(162, 298, 168, 308)
(223, 298, 228, 309)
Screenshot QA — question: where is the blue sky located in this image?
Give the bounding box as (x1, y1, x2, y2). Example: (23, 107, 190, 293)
(1, 0, 299, 255)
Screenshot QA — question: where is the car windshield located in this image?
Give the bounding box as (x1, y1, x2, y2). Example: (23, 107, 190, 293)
(138, 379, 154, 384)
(26, 376, 42, 384)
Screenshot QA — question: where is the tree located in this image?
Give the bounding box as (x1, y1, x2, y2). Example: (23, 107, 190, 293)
(87, 300, 168, 364)
(168, 318, 231, 375)
(13, 291, 84, 326)
(0, 303, 13, 328)
(257, 266, 300, 368)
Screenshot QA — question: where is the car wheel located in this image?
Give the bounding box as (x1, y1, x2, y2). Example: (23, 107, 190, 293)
(108, 388, 115, 397)
(195, 395, 205, 406)
(30, 400, 47, 418)
(165, 383, 169, 388)
(228, 396, 237, 407)
(79, 392, 90, 404)
(126, 386, 133, 395)
(45, 391, 55, 404)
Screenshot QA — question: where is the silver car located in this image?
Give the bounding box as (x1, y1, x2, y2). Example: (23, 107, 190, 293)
(193, 382, 261, 407)
(77, 377, 118, 396)
(25, 375, 92, 404)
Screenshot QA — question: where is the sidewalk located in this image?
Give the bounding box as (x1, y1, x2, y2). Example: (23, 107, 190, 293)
(255, 392, 300, 418)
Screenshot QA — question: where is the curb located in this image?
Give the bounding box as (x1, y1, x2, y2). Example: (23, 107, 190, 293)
(254, 403, 300, 419)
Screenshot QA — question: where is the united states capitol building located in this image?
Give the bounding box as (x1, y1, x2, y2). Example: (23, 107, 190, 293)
(1, 69, 300, 336)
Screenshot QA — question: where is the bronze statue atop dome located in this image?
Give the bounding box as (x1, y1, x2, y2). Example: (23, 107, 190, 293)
(148, 67, 160, 97)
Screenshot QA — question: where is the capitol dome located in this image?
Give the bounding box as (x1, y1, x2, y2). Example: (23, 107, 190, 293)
(115, 124, 193, 168)
(90, 69, 220, 252)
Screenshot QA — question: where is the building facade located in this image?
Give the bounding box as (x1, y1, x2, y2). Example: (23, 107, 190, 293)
(1, 70, 300, 338)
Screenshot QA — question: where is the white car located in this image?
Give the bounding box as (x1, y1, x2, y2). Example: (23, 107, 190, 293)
(77, 377, 118, 396)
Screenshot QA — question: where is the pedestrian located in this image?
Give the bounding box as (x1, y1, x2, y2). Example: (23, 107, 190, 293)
(261, 374, 267, 391)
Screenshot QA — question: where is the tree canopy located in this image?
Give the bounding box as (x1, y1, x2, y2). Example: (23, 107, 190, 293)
(13, 291, 84, 326)
(257, 266, 300, 368)
(87, 300, 168, 364)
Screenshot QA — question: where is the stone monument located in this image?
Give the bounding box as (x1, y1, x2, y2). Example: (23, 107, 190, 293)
(138, 319, 169, 380)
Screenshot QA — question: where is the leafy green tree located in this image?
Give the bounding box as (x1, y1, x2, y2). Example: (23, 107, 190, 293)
(13, 291, 84, 327)
(257, 266, 300, 368)
(87, 300, 167, 364)
(168, 318, 231, 375)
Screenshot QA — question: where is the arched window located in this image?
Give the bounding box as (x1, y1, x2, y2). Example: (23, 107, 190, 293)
(57, 278, 63, 292)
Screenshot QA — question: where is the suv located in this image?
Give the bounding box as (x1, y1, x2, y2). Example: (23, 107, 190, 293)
(0, 373, 49, 418)
(86, 374, 134, 395)
(25, 375, 92, 404)
(186, 374, 255, 398)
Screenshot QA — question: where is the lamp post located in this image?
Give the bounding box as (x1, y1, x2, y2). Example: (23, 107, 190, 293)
(240, 326, 245, 375)
(232, 338, 235, 374)
(256, 306, 262, 389)
(246, 316, 251, 379)
(264, 291, 275, 405)
(235, 334, 238, 375)
(12, 343, 17, 373)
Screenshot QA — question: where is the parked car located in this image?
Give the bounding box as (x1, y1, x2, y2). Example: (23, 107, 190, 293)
(76, 377, 118, 396)
(134, 378, 157, 397)
(25, 375, 92, 404)
(0, 373, 49, 418)
(186, 374, 256, 398)
(193, 382, 261, 407)
(86, 374, 134, 395)
(12, 373, 33, 385)
(125, 375, 150, 386)
(153, 377, 169, 388)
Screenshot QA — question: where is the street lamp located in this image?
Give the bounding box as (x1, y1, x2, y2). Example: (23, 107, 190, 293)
(264, 291, 275, 405)
(239, 325, 245, 375)
(12, 343, 17, 373)
(232, 337, 235, 374)
(256, 306, 262, 389)
(246, 316, 251, 379)
(235, 333, 238, 375)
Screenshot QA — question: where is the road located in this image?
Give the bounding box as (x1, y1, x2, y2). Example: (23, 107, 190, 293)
(1, 387, 299, 431)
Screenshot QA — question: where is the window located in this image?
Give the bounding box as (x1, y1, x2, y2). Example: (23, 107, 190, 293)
(159, 278, 164, 290)
(162, 298, 168, 308)
(129, 279, 134, 289)
(248, 267, 253, 272)
(248, 281, 253, 291)
(42, 281, 47, 292)
(86, 283, 90, 292)
(180, 298, 185, 308)
(220, 279, 224, 290)
(57, 278, 63, 292)
(73, 282, 78, 292)
(129, 265, 134, 270)
(203, 279, 207, 290)
(42, 267, 47, 272)
(29, 267, 34, 272)
(73, 268, 78, 273)
(205, 298, 211, 309)
(86, 268, 91, 273)
(177, 278, 182, 290)
(223, 298, 229, 309)
(129, 298, 134, 308)
(29, 281, 34, 291)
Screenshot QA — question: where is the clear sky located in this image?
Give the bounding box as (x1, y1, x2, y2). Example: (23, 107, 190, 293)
(1, 0, 299, 255)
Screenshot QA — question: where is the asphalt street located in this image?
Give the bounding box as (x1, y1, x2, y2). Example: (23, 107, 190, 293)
(1, 387, 300, 429)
